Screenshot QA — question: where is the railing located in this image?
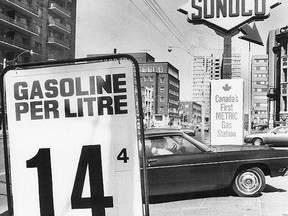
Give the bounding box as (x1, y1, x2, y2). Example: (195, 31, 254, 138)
(48, 20, 71, 33)
(0, 13, 38, 34)
(47, 37, 70, 49)
(0, 35, 31, 50)
(49, 3, 71, 17)
(6, 0, 38, 16)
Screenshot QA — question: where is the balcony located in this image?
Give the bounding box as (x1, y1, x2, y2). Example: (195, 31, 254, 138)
(49, 3, 71, 18)
(0, 35, 31, 52)
(47, 37, 70, 50)
(48, 20, 71, 34)
(2, 0, 38, 17)
(0, 13, 38, 36)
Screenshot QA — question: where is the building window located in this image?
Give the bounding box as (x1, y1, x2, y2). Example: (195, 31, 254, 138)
(36, 25, 42, 35)
(283, 96, 287, 112)
(38, 7, 43, 17)
(34, 42, 42, 52)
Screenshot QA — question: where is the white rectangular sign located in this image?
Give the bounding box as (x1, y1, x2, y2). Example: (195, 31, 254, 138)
(3, 60, 143, 216)
(210, 79, 244, 145)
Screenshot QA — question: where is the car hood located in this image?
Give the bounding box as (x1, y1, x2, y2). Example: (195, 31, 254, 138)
(211, 144, 270, 152)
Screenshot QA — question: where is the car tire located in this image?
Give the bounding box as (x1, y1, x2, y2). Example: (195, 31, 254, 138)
(252, 138, 263, 146)
(232, 167, 265, 197)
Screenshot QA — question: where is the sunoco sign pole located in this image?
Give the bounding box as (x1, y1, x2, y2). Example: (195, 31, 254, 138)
(178, 0, 282, 79)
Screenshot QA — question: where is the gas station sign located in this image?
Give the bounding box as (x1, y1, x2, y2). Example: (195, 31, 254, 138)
(1, 58, 145, 216)
(178, 0, 281, 32)
(210, 79, 244, 145)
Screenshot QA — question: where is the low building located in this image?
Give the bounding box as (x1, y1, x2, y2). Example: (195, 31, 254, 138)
(179, 101, 202, 125)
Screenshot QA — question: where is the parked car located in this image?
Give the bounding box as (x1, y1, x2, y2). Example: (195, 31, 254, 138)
(143, 129, 288, 197)
(244, 126, 288, 147)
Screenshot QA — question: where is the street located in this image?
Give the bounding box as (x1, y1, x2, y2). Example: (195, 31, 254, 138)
(1, 132, 288, 216)
(149, 176, 288, 216)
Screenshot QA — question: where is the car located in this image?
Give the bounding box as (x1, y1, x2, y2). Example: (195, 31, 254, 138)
(244, 126, 288, 147)
(142, 129, 288, 197)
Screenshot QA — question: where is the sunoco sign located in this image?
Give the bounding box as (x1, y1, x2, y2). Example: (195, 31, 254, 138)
(210, 79, 244, 145)
(178, 0, 281, 32)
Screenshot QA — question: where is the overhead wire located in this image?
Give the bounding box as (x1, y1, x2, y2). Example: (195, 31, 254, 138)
(143, 0, 195, 55)
(129, 0, 173, 45)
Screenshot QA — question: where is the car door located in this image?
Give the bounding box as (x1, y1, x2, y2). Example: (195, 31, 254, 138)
(145, 135, 222, 196)
(266, 127, 288, 146)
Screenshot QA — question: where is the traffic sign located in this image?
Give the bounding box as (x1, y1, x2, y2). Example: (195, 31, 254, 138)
(1, 57, 145, 216)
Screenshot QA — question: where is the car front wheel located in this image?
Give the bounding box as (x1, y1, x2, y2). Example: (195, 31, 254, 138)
(252, 138, 263, 146)
(232, 167, 265, 197)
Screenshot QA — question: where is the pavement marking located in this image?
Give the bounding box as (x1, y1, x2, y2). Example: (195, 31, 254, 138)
(196, 198, 206, 215)
(0, 172, 5, 176)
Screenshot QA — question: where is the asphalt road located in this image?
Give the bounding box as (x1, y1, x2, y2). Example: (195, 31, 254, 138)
(149, 176, 288, 216)
(1, 131, 288, 216)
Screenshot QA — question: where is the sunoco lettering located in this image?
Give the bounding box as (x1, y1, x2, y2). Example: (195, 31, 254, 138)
(192, 0, 266, 19)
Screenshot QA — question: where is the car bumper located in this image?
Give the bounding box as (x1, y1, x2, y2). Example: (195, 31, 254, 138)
(244, 137, 253, 143)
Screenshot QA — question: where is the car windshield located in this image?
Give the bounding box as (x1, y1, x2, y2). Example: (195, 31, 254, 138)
(269, 127, 288, 134)
(144, 133, 212, 157)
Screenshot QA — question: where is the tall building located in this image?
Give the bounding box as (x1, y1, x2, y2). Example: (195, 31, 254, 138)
(267, 26, 288, 127)
(251, 55, 269, 127)
(192, 55, 221, 122)
(0, 0, 77, 69)
(231, 53, 242, 79)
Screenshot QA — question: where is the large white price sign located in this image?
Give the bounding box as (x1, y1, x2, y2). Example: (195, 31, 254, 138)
(2, 59, 144, 216)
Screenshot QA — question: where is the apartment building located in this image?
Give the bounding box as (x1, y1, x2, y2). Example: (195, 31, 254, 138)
(0, 0, 76, 69)
(192, 55, 221, 122)
(251, 55, 269, 127)
(138, 60, 180, 127)
(231, 53, 242, 79)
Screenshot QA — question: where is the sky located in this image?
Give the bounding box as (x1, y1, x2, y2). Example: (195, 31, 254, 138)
(75, 0, 288, 101)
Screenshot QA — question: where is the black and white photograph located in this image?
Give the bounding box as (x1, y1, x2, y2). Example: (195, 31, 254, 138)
(1, 0, 288, 216)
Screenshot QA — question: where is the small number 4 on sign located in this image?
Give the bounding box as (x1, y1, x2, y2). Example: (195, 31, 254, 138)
(117, 148, 129, 163)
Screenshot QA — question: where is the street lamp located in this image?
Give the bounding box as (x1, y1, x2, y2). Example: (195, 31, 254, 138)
(2, 49, 36, 68)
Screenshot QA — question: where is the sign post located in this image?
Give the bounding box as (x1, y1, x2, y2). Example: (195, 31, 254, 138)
(1, 55, 148, 216)
(178, 0, 281, 79)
